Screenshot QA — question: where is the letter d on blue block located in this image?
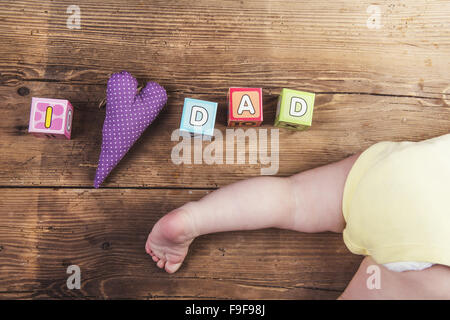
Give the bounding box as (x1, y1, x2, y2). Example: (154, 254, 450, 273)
(180, 98, 218, 140)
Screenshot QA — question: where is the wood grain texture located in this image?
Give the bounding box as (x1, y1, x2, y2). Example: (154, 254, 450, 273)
(0, 0, 449, 299)
(0, 0, 449, 187)
(0, 188, 361, 299)
(1, 81, 449, 187)
(1, 0, 449, 98)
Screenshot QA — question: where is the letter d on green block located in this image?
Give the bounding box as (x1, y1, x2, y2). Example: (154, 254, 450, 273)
(274, 88, 315, 131)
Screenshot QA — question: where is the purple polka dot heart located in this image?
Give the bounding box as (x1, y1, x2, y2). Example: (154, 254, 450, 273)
(94, 71, 167, 188)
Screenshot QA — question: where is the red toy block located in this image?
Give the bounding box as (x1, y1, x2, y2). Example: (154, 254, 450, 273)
(228, 88, 263, 126)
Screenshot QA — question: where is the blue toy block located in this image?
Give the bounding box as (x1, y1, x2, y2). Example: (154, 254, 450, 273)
(180, 98, 218, 140)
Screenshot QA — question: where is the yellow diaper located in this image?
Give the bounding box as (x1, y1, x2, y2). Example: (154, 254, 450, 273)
(342, 134, 450, 267)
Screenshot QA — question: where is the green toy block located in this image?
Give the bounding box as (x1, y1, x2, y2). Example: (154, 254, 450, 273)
(274, 89, 315, 130)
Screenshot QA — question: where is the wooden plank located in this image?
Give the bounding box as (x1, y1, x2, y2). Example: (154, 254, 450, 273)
(0, 0, 449, 299)
(1, 81, 449, 187)
(0, 0, 449, 98)
(0, 188, 362, 299)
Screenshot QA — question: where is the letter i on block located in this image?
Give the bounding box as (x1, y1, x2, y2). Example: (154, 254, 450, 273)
(274, 89, 315, 130)
(28, 97, 74, 139)
(180, 98, 218, 140)
(228, 88, 263, 126)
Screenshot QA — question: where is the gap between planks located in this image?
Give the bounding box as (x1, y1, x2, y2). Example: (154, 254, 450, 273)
(15, 79, 441, 101)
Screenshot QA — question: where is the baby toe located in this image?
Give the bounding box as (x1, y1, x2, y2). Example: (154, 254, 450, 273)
(157, 259, 166, 269)
(165, 262, 182, 274)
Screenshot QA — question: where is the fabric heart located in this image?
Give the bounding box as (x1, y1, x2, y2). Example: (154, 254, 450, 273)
(94, 71, 167, 188)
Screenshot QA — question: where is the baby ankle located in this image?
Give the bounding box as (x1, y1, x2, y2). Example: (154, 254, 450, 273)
(172, 202, 199, 241)
(163, 205, 197, 242)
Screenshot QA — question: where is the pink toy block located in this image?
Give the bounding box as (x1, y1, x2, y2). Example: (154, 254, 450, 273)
(28, 97, 74, 139)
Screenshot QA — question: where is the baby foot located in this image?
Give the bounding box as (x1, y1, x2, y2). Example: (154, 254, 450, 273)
(145, 206, 197, 273)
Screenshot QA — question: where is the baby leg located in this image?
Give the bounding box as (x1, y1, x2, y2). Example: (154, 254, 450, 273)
(146, 154, 359, 273)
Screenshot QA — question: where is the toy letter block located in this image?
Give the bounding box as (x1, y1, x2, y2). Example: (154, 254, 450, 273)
(180, 98, 218, 140)
(274, 89, 315, 130)
(228, 88, 263, 127)
(28, 97, 74, 139)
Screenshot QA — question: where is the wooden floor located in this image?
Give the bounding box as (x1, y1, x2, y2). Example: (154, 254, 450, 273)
(0, 0, 449, 299)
